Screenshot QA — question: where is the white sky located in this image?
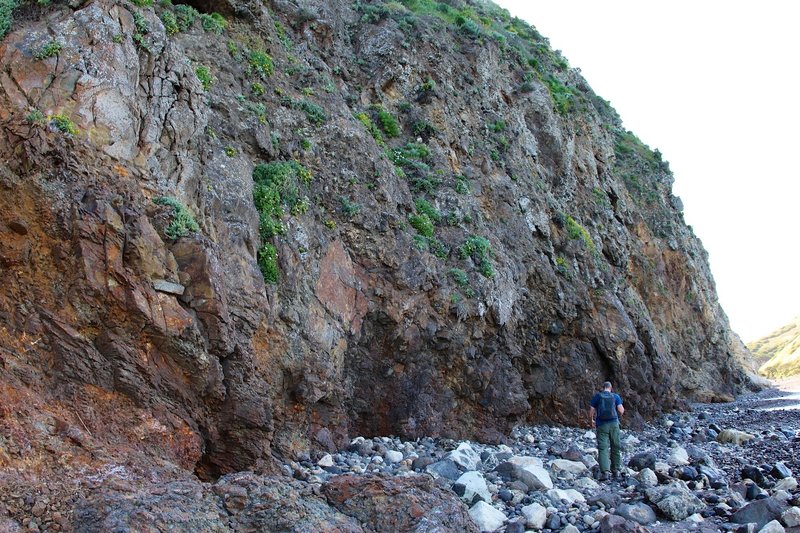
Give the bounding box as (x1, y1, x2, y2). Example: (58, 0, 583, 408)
(494, 0, 800, 342)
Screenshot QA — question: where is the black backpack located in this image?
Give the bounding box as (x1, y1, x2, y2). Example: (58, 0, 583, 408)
(598, 391, 616, 420)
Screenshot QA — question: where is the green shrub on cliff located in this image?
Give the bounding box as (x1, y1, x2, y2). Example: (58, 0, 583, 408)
(174, 4, 198, 31)
(565, 215, 595, 252)
(459, 235, 494, 278)
(34, 40, 61, 59)
(252, 160, 312, 239)
(200, 12, 226, 34)
(257, 243, 279, 284)
(153, 197, 199, 239)
(0, 0, 18, 41)
(195, 66, 213, 91)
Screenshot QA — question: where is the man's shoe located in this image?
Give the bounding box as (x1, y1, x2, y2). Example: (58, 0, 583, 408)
(611, 470, 620, 480)
(599, 471, 610, 481)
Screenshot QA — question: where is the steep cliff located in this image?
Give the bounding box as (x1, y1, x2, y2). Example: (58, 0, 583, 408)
(749, 316, 800, 379)
(0, 0, 752, 480)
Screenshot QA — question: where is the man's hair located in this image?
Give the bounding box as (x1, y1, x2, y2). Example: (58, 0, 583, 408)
(602, 381, 612, 390)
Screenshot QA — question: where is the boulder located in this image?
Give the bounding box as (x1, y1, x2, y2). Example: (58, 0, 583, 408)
(637, 468, 658, 488)
(521, 502, 547, 529)
(731, 497, 786, 530)
(773, 477, 797, 492)
(426, 459, 462, 481)
(324, 474, 478, 531)
(628, 453, 656, 471)
(455, 471, 491, 504)
(468, 501, 507, 532)
(614, 502, 657, 525)
(667, 446, 690, 466)
(771, 462, 792, 480)
(446, 443, 481, 471)
(782, 506, 800, 527)
(698, 465, 728, 489)
(547, 488, 586, 506)
(599, 514, 650, 533)
(717, 429, 756, 445)
(384, 450, 403, 463)
(504, 457, 553, 490)
(757, 520, 785, 533)
(645, 481, 704, 521)
(550, 459, 588, 475)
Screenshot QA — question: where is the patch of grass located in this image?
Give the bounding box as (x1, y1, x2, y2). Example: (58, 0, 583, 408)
(252, 160, 313, 238)
(414, 197, 440, 222)
(377, 108, 400, 137)
(257, 243, 279, 284)
(249, 50, 274, 79)
(51, 114, 79, 135)
(154, 196, 199, 239)
(408, 213, 434, 238)
(565, 215, 595, 252)
(251, 82, 265, 96)
(200, 12, 226, 34)
(1, 0, 20, 41)
(34, 40, 61, 59)
(449, 268, 469, 287)
(340, 196, 361, 217)
(555, 255, 570, 278)
(455, 176, 469, 194)
(296, 99, 326, 125)
(224, 146, 236, 157)
(459, 235, 494, 278)
(543, 74, 574, 115)
(195, 66, 213, 91)
(26, 109, 45, 124)
(174, 4, 198, 32)
(355, 112, 384, 146)
(411, 119, 436, 139)
(131, 0, 152, 6)
(488, 119, 506, 132)
(160, 11, 178, 35)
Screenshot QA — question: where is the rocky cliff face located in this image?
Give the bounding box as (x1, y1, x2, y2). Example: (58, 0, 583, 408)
(0, 0, 753, 480)
(749, 316, 800, 379)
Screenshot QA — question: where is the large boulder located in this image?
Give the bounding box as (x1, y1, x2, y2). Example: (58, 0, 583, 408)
(614, 503, 657, 526)
(645, 481, 704, 521)
(521, 502, 547, 529)
(501, 457, 553, 490)
(731, 497, 787, 530)
(455, 471, 491, 504)
(323, 474, 478, 532)
(468, 501, 507, 532)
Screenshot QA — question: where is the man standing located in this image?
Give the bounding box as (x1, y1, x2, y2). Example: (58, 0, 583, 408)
(589, 381, 624, 480)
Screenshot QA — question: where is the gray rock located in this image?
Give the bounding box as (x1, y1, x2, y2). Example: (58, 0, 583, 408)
(731, 497, 786, 530)
(614, 502, 657, 525)
(468, 501, 506, 532)
(521, 502, 547, 529)
(446, 443, 481, 471)
(757, 520, 785, 533)
(637, 468, 658, 488)
(771, 462, 792, 479)
(645, 481, 704, 521)
(599, 514, 649, 532)
(782, 506, 800, 527)
(455, 471, 491, 504)
(628, 453, 656, 471)
(152, 279, 185, 295)
(426, 459, 462, 481)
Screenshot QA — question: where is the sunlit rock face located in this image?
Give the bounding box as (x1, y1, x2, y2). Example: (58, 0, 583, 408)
(0, 0, 753, 475)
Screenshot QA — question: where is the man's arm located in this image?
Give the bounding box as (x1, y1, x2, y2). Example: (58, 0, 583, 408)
(589, 406, 596, 428)
(616, 397, 624, 417)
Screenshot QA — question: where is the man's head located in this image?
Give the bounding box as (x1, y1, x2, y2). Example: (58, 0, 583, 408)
(603, 381, 612, 391)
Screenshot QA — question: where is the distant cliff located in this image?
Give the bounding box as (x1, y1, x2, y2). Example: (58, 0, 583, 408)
(750, 316, 800, 378)
(0, 0, 754, 477)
